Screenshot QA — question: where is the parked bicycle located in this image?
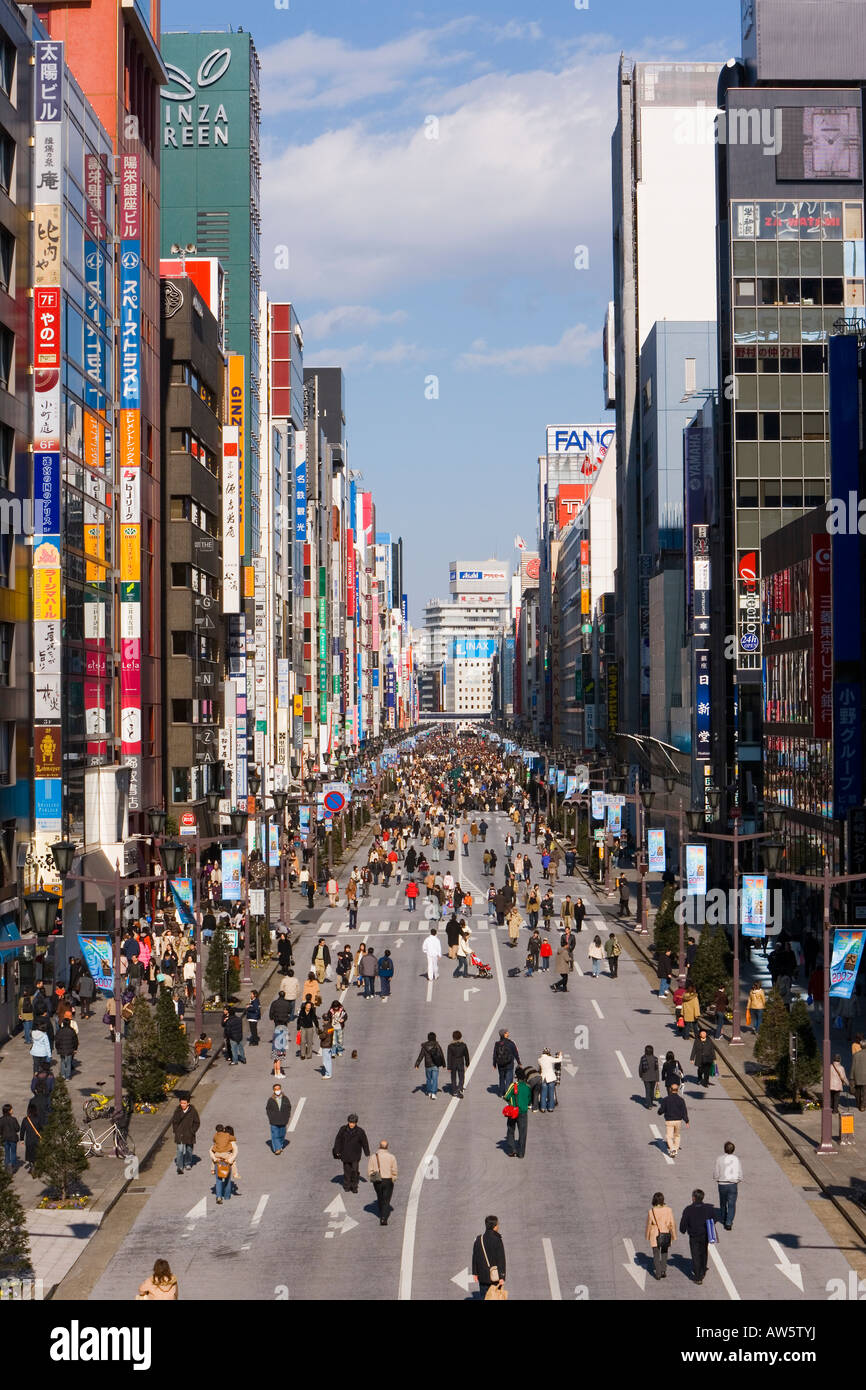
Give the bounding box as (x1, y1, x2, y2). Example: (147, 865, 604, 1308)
(82, 1092, 113, 1124)
(79, 1117, 135, 1159)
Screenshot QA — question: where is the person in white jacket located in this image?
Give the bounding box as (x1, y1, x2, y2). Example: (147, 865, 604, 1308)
(538, 1049, 560, 1112)
(712, 1140, 743, 1230)
(587, 935, 605, 979)
(422, 928, 442, 982)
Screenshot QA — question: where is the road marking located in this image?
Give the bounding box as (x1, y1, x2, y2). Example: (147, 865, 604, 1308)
(182, 1195, 208, 1237)
(323, 1193, 358, 1239)
(768, 1237, 804, 1291)
(708, 1244, 741, 1300)
(649, 1124, 674, 1164)
(360, 921, 372, 931)
(426, 977, 434, 1003)
(398, 922, 410, 932)
(591, 999, 604, 1019)
(399, 925, 506, 1301)
(451, 1267, 474, 1293)
(463, 986, 480, 1001)
(615, 1050, 633, 1079)
(622, 1238, 646, 1291)
(250, 1194, 269, 1229)
(542, 1238, 562, 1300)
(287, 1097, 305, 1133)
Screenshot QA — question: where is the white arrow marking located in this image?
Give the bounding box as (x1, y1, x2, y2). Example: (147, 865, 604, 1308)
(542, 1237, 562, 1299)
(451, 1266, 474, 1292)
(250, 1194, 269, 1229)
(649, 1124, 675, 1164)
(615, 1049, 633, 1078)
(622, 1238, 646, 1291)
(287, 1097, 305, 1132)
(564, 1063, 578, 1077)
(591, 999, 604, 1019)
(395, 938, 403, 948)
(463, 986, 481, 1002)
(182, 1195, 208, 1237)
(325, 1213, 359, 1238)
(767, 1238, 804, 1291)
(708, 1244, 741, 1300)
(323, 1194, 347, 1218)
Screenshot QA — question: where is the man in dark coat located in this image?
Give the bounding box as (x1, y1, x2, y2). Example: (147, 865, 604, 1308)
(223, 1008, 246, 1065)
(333, 1113, 370, 1193)
(657, 1082, 689, 1158)
(77, 970, 95, 1018)
(690, 1029, 715, 1087)
(656, 949, 673, 998)
(472, 1215, 506, 1298)
(266, 1084, 292, 1154)
(55, 1021, 78, 1079)
(445, 914, 462, 960)
(679, 1188, 716, 1284)
(447, 1030, 470, 1098)
(171, 1097, 200, 1174)
(277, 932, 294, 974)
(492, 1030, 520, 1096)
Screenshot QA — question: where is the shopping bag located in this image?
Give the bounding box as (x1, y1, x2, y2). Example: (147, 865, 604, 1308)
(706, 1218, 718, 1244)
(745, 1006, 751, 1027)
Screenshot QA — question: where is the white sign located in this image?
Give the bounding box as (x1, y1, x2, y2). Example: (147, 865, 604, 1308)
(222, 425, 240, 613)
(249, 889, 265, 916)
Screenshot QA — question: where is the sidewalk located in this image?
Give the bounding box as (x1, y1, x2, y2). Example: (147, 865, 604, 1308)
(0, 816, 376, 1298)
(566, 848, 866, 1249)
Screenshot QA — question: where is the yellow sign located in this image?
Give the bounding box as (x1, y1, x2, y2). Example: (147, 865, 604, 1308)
(120, 524, 140, 582)
(293, 694, 303, 717)
(34, 569, 61, 620)
(228, 354, 245, 554)
(840, 1114, 855, 1136)
(85, 523, 105, 582)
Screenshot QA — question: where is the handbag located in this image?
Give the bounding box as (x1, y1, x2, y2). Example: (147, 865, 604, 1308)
(480, 1234, 500, 1285)
(216, 1159, 231, 1180)
(745, 1006, 752, 1026)
(502, 1104, 519, 1119)
(650, 1208, 671, 1252)
(295, 1031, 301, 1046)
(102, 1011, 112, 1025)
(706, 1217, 718, 1244)
(484, 1283, 508, 1300)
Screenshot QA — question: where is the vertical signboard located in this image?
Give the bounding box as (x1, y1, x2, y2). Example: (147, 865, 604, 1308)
(811, 536, 832, 741)
(228, 355, 245, 556)
(318, 566, 328, 726)
(118, 153, 141, 808)
(736, 548, 761, 671)
(829, 335, 863, 819)
(695, 649, 711, 761)
(32, 41, 64, 854)
(222, 426, 240, 613)
(685, 844, 707, 896)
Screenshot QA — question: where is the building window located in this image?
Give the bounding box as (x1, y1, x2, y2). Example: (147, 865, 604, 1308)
(171, 630, 193, 657)
(170, 563, 190, 588)
(0, 225, 12, 296)
(0, 422, 11, 490)
(0, 323, 12, 391)
(0, 127, 13, 196)
(171, 700, 192, 724)
(684, 358, 696, 394)
(172, 766, 191, 803)
(0, 621, 11, 683)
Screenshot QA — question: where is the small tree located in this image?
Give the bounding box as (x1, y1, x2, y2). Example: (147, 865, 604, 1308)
(0, 1162, 31, 1277)
(123, 997, 167, 1102)
(690, 926, 732, 1006)
(653, 884, 679, 958)
(754, 988, 792, 1071)
(205, 918, 239, 1000)
(154, 986, 190, 1073)
(30, 1076, 88, 1200)
(777, 997, 821, 1099)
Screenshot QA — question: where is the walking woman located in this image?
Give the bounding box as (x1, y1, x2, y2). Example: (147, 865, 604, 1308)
(21, 1101, 41, 1172)
(527, 885, 541, 932)
(137, 1259, 179, 1300)
(18, 991, 33, 1044)
(297, 998, 319, 1060)
(646, 1192, 676, 1281)
(746, 983, 766, 1034)
(574, 898, 586, 932)
(587, 934, 605, 978)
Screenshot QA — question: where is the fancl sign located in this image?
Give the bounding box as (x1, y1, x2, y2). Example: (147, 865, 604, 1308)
(547, 426, 614, 456)
(161, 48, 231, 149)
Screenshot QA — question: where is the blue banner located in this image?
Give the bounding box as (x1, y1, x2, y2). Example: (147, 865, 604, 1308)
(222, 849, 242, 902)
(606, 797, 622, 837)
(741, 874, 767, 937)
(556, 770, 567, 794)
(119, 241, 141, 409)
(294, 449, 306, 542)
(299, 805, 310, 837)
(269, 822, 279, 869)
(169, 877, 194, 926)
(685, 844, 707, 896)
(647, 828, 666, 873)
(565, 775, 577, 800)
(548, 766, 556, 786)
(830, 928, 866, 999)
(591, 790, 604, 821)
(78, 934, 113, 994)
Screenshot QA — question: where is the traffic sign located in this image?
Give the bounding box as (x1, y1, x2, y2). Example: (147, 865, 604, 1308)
(180, 812, 197, 836)
(323, 789, 346, 814)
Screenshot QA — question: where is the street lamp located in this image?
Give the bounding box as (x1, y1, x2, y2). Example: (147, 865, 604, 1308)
(159, 840, 185, 877)
(247, 768, 262, 799)
(48, 838, 76, 881)
(147, 807, 167, 838)
(205, 788, 222, 817)
(228, 809, 248, 838)
(23, 888, 61, 938)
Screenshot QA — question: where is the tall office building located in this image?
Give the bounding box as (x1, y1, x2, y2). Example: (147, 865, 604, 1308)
(611, 60, 721, 737)
(716, 0, 866, 836)
(424, 561, 510, 717)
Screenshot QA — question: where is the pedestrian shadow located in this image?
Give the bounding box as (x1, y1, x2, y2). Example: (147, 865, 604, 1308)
(649, 1137, 671, 1158)
(683, 1088, 708, 1100)
(767, 1230, 802, 1250)
(487, 1084, 504, 1096)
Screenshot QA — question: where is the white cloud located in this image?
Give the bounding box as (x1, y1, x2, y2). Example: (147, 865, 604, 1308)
(303, 305, 408, 339)
(309, 339, 428, 370)
(492, 20, 543, 42)
(455, 323, 597, 373)
(261, 47, 619, 304)
(260, 22, 475, 114)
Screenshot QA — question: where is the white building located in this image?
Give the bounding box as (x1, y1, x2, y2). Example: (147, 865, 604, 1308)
(424, 559, 510, 716)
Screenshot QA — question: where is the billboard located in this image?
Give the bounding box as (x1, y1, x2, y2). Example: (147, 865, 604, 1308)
(685, 844, 707, 896)
(811, 536, 832, 740)
(451, 638, 496, 660)
(736, 548, 761, 670)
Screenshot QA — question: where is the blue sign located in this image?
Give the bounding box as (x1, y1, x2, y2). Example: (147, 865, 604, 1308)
(402, 593, 408, 627)
(119, 242, 141, 408)
(834, 680, 862, 817)
(294, 449, 306, 542)
(34, 778, 62, 820)
(34, 451, 60, 535)
(695, 648, 711, 762)
(169, 877, 194, 926)
(78, 935, 113, 995)
(556, 770, 567, 793)
(647, 828, 666, 873)
(222, 849, 242, 902)
(591, 790, 605, 821)
(451, 638, 496, 660)
(830, 929, 866, 999)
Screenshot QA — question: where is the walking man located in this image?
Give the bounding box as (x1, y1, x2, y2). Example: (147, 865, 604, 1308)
(679, 1188, 716, 1284)
(332, 1113, 370, 1194)
(415, 1031, 446, 1099)
(171, 1096, 200, 1175)
(447, 1029, 470, 1097)
(657, 1081, 689, 1158)
(492, 1029, 520, 1096)
(690, 1029, 715, 1087)
(368, 1140, 398, 1226)
(472, 1215, 505, 1299)
(618, 875, 630, 917)
(422, 927, 442, 981)
(713, 1140, 743, 1230)
(266, 1084, 291, 1155)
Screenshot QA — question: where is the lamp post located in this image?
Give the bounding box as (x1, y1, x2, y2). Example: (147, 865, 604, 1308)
(660, 774, 688, 986)
(227, 806, 251, 985)
(763, 851, 866, 1156)
(685, 801, 785, 1045)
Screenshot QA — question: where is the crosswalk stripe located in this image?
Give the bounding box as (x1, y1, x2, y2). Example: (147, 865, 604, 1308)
(360, 921, 372, 931)
(398, 922, 410, 932)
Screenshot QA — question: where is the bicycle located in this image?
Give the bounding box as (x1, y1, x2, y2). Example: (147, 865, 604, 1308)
(83, 1092, 113, 1124)
(79, 1116, 135, 1159)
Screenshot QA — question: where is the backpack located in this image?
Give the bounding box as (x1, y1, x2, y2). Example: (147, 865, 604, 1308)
(494, 1041, 511, 1068)
(639, 1054, 654, 1077)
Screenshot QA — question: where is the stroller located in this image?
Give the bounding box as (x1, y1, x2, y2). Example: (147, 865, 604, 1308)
(470, 952, 493, 980)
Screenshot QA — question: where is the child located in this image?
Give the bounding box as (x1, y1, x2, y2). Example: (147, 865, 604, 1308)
(194, 1034, 212, 1061)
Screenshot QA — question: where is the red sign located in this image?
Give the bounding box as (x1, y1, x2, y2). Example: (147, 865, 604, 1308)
(180, 812, 197, 836)
(812, 535, 832, 740)
(34, 287, 61, 367)
(346, 528, 355, 618)
(556, 483, 592, 529)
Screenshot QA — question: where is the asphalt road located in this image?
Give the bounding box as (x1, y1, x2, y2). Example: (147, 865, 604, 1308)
(86, 813, 858, 1301)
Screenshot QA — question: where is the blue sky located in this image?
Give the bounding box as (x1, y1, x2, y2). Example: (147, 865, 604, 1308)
(164, 0, 741, 621)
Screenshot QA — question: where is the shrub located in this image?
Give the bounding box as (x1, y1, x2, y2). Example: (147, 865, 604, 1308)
(123, 997, 168, 1103)
(30, 1077, 88, 1199)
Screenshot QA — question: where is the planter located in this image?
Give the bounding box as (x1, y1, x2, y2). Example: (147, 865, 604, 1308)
(35, 1195, 91, 1211)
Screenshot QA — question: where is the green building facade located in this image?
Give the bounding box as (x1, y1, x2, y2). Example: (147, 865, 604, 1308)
(159, 30, 262, 556)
